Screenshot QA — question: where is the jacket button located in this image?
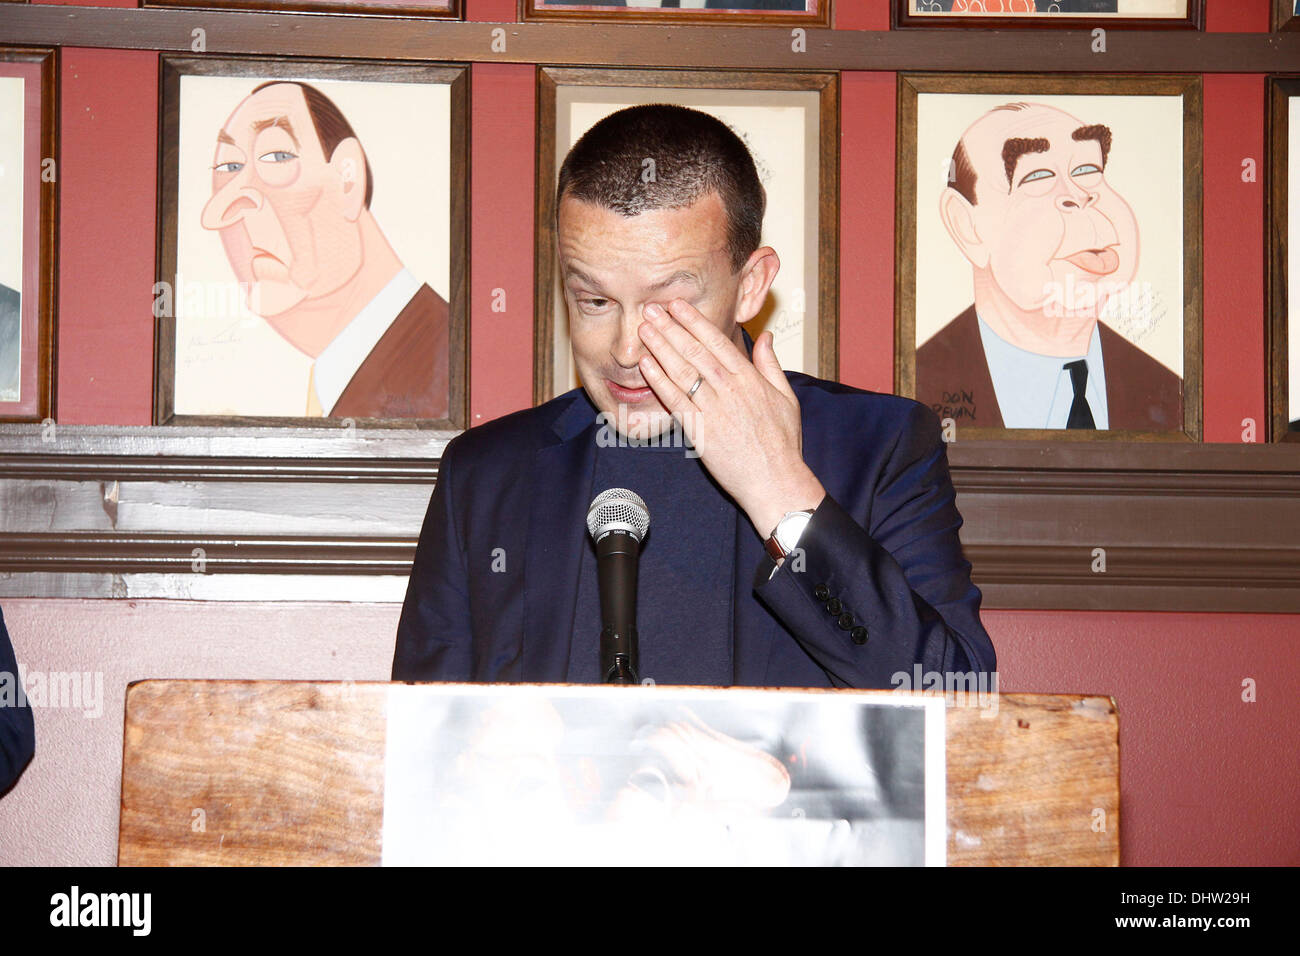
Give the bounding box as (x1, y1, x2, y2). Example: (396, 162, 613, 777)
(837, 612, 855, 630)
(826, 597, 843, 616)
(851, 626, 868, 645)
(814, 584, 830, 601)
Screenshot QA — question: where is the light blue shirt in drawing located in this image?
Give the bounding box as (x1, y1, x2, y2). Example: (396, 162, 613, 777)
(976, 313, 1109, 430)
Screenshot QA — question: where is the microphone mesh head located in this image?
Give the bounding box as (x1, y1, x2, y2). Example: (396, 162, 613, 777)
(587, 488, 650, 542)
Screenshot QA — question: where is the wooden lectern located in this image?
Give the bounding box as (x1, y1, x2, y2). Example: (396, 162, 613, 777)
(118, 681, 1119, 866)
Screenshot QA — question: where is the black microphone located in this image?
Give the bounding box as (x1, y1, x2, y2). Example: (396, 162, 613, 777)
(586, 488, 650, 685)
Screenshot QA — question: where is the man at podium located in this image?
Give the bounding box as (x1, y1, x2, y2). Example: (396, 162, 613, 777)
(393, 104, 995, 689)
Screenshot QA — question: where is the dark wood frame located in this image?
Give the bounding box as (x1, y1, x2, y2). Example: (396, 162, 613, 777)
(895, 71, 1203, 442)
(154, 54, 469, 429)
(523, 0, 830, 28)
(2, 7, 1298, 73)
(893, 0, 1203, 30)
(1268, 76, 1299, 442)
(142, 0, 461, 18)
(1274, 0, 1300, 32)
(0, 46, 57, 425)
(534, 66, 839, 405)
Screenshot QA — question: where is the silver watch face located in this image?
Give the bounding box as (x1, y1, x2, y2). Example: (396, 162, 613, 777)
(775, 511, 813, 552)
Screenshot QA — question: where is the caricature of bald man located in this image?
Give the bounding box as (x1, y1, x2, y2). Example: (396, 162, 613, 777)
(202, 81, 449, 420)
(915, 101, 1180, 431)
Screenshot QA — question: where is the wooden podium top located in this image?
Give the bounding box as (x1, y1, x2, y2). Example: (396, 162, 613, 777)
(118, 681, 1118, 866)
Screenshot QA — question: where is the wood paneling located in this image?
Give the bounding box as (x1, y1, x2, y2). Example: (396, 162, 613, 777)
(0, 425, 1296, 610)
(119, 680, 387, 866)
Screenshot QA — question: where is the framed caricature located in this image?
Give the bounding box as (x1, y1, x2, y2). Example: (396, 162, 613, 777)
(1268, 76, 1299, 441)
(0, 47, 56, 424)
(155, 56, 468, 428)
(896, 73, 1202, 441)
(894, 0, 1202, 29)
(535, 67, 838, 405)
(143, 0, 461, 17)
(524, 1, 830, 27)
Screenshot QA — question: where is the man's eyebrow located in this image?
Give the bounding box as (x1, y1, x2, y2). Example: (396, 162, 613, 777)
(562, 265, 602, 290)
(250, 116, 301, 150)
(561, 267, 701, 296)
(1001, 136, 1051, 190)
(647, 271, 702, 293)
(1072, 124, 1113, 167)
(216, 129, 238, 147)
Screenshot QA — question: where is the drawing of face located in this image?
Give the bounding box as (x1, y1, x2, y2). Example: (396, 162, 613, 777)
(558, 191, 758, 440)
(200, 83, 366, 318)
(941, 102, 1140, 320)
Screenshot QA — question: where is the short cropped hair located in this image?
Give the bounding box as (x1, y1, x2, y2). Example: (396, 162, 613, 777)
(251, 80, 374, 208)
(556, 104, 765, 272)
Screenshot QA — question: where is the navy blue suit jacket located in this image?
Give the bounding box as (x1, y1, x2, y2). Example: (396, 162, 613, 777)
(393, 372, 995, 688)
(1, 606, 35, 793)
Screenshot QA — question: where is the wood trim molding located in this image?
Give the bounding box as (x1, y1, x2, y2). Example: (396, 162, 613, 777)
(0, 532, 414, 575)
(1, 7, 1298, 74)
(0, 453, 440, 483)
(0, 424, 452, 481)
(0, 427, 1297, 609)
(945, 440, 1300, 611)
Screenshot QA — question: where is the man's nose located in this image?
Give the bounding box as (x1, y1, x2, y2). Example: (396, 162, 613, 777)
(611, 308, 650, 369)
(1055, 181, 1099, 213)
(200, 179, 263, 231)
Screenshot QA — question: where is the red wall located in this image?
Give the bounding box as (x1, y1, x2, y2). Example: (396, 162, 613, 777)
(990, 610, 1298, 866)
(29, 0, 1300, 865)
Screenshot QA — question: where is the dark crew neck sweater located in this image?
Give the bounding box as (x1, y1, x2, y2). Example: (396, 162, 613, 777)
(567, 427, 737, 686)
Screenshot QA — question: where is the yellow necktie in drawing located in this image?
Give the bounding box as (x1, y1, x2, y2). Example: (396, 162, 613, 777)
(306, 366, 324, 418)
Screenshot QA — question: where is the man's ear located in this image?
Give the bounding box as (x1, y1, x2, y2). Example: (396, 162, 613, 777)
(734, 246, 781, 325)
(330, 137, 367, 222)
(938, 186, 989, 270)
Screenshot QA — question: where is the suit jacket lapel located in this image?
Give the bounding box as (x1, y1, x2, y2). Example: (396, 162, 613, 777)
(522, 393, 599, 682)
(1097, 321, 1181, 431)
(915, 305, 1005, 429)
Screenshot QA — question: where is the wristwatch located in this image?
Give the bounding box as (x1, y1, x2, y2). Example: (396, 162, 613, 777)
(765, 510, 814, 562)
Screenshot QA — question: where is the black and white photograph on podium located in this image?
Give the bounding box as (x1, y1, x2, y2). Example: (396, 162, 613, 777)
(381, 684, 946, 866)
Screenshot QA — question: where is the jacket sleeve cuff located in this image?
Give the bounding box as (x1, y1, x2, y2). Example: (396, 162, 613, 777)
(752, 492, 981, 687)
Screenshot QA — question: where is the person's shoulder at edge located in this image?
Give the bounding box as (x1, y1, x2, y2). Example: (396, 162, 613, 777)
(784, 369, 944, 441)
(441, 387, 594, 467)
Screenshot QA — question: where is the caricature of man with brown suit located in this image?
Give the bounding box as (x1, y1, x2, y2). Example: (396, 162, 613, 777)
(915, 101, 1180, 431)
(202, 81, 449, 420)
